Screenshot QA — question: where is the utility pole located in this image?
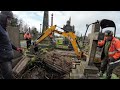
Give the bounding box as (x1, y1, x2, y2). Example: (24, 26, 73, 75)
(29, 27, 30, 33)
(51, 13, 53, 26)
(40, 24, 42, 34)
(51, 13, 54, 36)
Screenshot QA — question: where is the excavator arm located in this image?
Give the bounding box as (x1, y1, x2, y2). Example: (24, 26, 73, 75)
(35, 25, 83, 60)
(36, 25, 57, 44)
(54, 30, 83, 59)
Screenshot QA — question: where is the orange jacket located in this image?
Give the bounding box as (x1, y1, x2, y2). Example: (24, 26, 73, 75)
(24, 33, 32, 39)
(98, 37, 120, 60)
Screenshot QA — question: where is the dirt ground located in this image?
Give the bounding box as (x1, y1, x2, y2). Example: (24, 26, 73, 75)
(113, 66, 120, 78)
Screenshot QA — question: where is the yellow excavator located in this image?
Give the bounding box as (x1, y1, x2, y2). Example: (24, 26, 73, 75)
(34, 25, 86, 60)
(33, 19, 116, 63)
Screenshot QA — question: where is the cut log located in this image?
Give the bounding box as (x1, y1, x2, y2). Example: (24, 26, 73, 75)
(12, 55, 24, 68)
(13, 56, 30, 75)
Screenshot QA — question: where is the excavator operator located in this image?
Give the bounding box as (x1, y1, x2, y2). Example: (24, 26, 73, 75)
(49, 33, 56, 46)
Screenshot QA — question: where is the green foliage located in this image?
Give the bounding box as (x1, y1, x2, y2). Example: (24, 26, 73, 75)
(55, 44, 68, 49)
(30, 27, 39, 40)
(77, 36, 82, 41)
(10, 17, 19, 27)
(100, 73, 119, 79)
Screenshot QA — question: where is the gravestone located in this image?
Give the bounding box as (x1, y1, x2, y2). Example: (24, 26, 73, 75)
(20, 32, 24, 40)
(84, 22, 101, 79)
(7, 26, 22, 59)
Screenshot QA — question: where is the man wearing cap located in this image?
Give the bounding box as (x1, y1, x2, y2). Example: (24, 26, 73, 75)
(0, 11, 22, 79)
(98, 30, 120, 79)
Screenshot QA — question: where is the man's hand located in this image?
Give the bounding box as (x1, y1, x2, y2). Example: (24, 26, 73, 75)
(16, 47, 23, 53)
(108, 57, 115, 62)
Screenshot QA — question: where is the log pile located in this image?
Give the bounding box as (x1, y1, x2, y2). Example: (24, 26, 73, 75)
(41, 50, 73, 74)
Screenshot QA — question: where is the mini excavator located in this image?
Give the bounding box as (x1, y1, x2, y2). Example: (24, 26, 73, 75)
(34, 25, 86, 60)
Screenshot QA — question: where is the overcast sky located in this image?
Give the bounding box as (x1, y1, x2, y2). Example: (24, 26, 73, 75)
(13, 11, 120, 37)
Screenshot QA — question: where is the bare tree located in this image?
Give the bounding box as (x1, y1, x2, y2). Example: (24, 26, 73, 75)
(23, 24, 29, 33)
(10, 15, 19, 27)
(18, 19, 24, 32)
(30, 26, 39, 40)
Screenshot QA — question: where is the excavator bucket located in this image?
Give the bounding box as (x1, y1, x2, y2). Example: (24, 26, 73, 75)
(100, 19, 116, 29)
(100, 19, 116, 37)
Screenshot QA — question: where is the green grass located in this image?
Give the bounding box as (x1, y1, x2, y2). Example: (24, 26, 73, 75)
(100, 73, 119, 79)
(55, 44, 68, 49)
(56, 39, 63, 45)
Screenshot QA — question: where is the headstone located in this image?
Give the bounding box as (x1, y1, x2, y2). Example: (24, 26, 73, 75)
(84, 22, 101, 78)
(7, 26, 22, 59)
(20, 32, 24, 40)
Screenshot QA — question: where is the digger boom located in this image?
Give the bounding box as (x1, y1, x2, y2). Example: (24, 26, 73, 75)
(35, 25, 83, 59)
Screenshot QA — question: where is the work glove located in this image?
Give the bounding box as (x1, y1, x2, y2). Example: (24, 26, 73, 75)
(108, 57, 115, 62)
(16, 47, 23, 53)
